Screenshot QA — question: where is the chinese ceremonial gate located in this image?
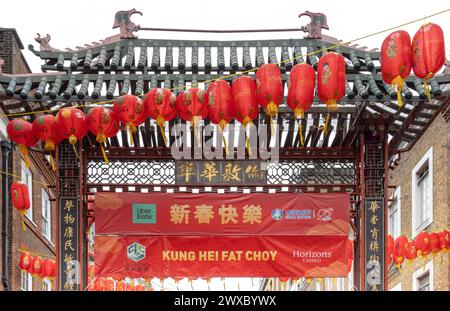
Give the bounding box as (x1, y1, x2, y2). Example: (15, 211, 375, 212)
(1, 9, 449, 291)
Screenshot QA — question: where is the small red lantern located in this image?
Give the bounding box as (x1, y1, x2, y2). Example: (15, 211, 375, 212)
(125, 282, 136, 291)
(176, 88, 208, 123)
(386, 235, 394, 264)
(31, 256, 43, 276)
(414, 231, 430, 258)
(136, 284, 146, 291)
(55, 107, 88, 146)
(317, 52, 346, 111)
(87, 107, 119, 163)
(32, 115, 64, 171)
(232, 76, 258, 127)
(113, 94, 147, 146)
(437, 230, 450, 253)
(144, 88, 177, 146)
(26, 256, 35, 274)
(405, 241, 417, 264)
(394, 235, 408, 267)
(11, 181, 30, 231)
(6, 119, 38, 168)
(287, 63, 315, 118)
(256, 63, 283, 118)
(381, 30, 412, 108)
(429, 232, 440, 256)
(43, 259, 56, 279)
(19, 252, 32, 271)
(412, 23, 445, 99)
(206, 80, 235, 130)
(104, 278, 115, 291)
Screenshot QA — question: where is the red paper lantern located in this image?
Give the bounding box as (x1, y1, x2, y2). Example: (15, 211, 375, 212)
(32, 115, 62, 151)
(104, 279, 115, 291)
(287, 63, 315, 119)
(11, 181, 30, 231)
(26, 256, 35, 274)
(55, 107, 88, 145)
(429, 232, 440, 255)
(317, 52, 346, 111)
(386, 235, 394, 264)
(6, 119, 38, 168)
(31, 256, 43, 276)
(437, 230, 450, 252)
(412, 23, 445, 98)
(176, 88, 208, 123)
(381, 30, 412, 108)
(256, 63, 283, 118)
(405, 241, 417, 264)
(206, 80, 235, 129)
(43, 259, 56, 278)
(231, 76, 258, 127)
(113, 94, 147, 146)
(144, 88, 177, 145)
(19, 252, 32, 271)
(394, 235, 408, 266)
(414, 231, 430, 257)
(86, 107, 119, 163)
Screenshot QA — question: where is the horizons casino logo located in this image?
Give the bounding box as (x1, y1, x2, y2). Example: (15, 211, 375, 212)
(271, 209, 283, 220)
(292, 250, 333, 263)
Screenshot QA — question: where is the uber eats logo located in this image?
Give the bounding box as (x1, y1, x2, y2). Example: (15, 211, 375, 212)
(132, 203, 156, 224)
(127, 242, 146, 262)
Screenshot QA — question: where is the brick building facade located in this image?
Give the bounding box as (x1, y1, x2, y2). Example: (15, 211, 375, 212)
(0, 28, 56, 291)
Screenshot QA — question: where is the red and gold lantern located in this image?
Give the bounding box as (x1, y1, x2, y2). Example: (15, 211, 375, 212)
(206, 80, 235, 152)
(387, 235, 394, 264)
(381, 30, 412, 108)
(11, 181, 30, 231)
(94, 278, 104, 291)
(87, 107, 120, 163)
(429, 232, 440, 256)
(414, 231, 430, 258)
(31, 256, 43, 277)
(144, 88, 177, 146)
(176, 88, 208, 146)
(55, 107, 88, 148)
(113, 94, 147, 146)
(256, 63, 283, 118)
(405, 241, 417, 265)
(6, 119, 38, 168)
(394, 235, 408, 267)
(287, 63, 315, 118)
(104, 278, 115, 291)
(19, 252, 32, 271)
(317, 52, 346, 111)
(412, 23, 445, 99)
(437, 230, 450, 253)
(43, 259, 56, 279)
(32, 115, 64, 171)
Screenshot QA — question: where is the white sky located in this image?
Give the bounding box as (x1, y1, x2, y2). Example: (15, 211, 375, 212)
(3, 0, 449, 72)
(4, 0, 449, 291)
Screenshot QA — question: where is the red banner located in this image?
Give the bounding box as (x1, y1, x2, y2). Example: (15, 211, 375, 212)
(95, 192, 350, 236)
(95, 235, 351, 279)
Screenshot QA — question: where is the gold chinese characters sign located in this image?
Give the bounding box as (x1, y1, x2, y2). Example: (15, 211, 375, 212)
(176, 161, 267, 185)
(59, 198, 79, 291)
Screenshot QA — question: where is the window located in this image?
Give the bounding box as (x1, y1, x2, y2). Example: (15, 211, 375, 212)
(411, 147, 433, 237)
(43, 279, 52, 291)
(412, 260, 433, 291)
(388, 186, 401, 238)
(21, 160, 33, 222)
(42, 190, 51, 242)
(20, 270, 32, 291)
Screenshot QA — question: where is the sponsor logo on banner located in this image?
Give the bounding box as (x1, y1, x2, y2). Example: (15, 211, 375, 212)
(271, 209, 283, 220)
(127, 242, 146, 262)
(284, 209, 313, 220)
(292, 250, 333, 263)
(316, 207, 333, 221)
(132, 203, 157, 224)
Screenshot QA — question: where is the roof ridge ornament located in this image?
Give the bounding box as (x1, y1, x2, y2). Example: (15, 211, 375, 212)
(298, 11, 329, 39)
(113, 8, 143, 39)
(34, 33, 57, 52)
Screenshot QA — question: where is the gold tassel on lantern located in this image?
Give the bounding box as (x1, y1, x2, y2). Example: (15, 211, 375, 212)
(44, 140, 56, 171)
(218, 120, 228, 155)
(126, 122, 137, 146)
(156, 116, 167, 147)
(191, 116, 201, 148)
(68, 134, 80, 159)
(423, 72, 433, 101)
(266, 101, 278, 139)
(96, 132, 109, 164)
(19, 209, 27, 232)
(323, 113, 331, 135)
(18, 144, 30, 168)
(242, 117, 252, 156)
(391, 76, 404, 109)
